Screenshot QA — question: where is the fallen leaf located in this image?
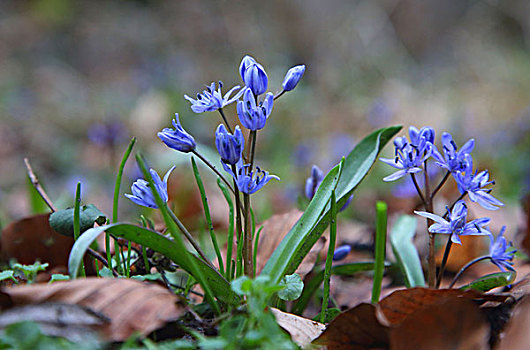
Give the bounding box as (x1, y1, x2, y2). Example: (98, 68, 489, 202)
(495, 295, 530, 350)
(389, 297, 490, 350)
(376, 287, 503, 327)
(0, 303, 108, 343)
(313, 303, 389, 350)
(1, 277, 186, 341)
(1, 214, 76, 270)
(270, 307, 325, 348)
(255, 209, 303, 274)
(507, 273, 530, 300)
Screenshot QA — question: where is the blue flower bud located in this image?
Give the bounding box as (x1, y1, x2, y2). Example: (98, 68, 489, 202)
(282, 65, 305, 91)
(157, 114, 196, 153)
(305, 165, 324, 200)
(215, 124, 245, 165)
(125, 166, 175, 209)
(333, 245, 351, 261)
(239, 55, 268, 96)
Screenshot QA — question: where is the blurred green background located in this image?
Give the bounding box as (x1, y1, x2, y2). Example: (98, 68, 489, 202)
(1, 0, 528, 225)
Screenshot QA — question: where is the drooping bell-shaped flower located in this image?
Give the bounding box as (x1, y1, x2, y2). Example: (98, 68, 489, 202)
(125, 166, 175, 209)
(157, 114, 196, 153)
(488, 226, 516, 272)
(215, 124, 244, 165)
(282, 65, 305, 92)
(305, 165, 324, 200)
(239, 55, 268, 96)
(333, 245, 351, 261)
(237, 88, 274, 130)
(223, 160, 279, 195)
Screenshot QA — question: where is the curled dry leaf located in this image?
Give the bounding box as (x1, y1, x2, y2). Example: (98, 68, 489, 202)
(313, 303, 389, 350)
(1, 277, 186, 341)
(270, 307, 325, 348)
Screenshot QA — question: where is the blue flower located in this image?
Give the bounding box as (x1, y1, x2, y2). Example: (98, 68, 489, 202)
(239, 55, 268, 96)
(125, 166, 176, 209)
(282, 65, 305, 91)
(184, 81, 243, 114)
(236, 88, 274, 130)
(333, 245, 351, 261)
(215, 124, 244, 165)
(431, 132, 474, 173)
(305, 165, 324, 200)
(380, 135, 432, 182)
(454, 155, 504, 210)
(408, 126, 435, 147)
(157, 114, 196, 153)
(488, 226, 516, 272)
(223, 160, 279, 195)
(415, 200, 490, 244)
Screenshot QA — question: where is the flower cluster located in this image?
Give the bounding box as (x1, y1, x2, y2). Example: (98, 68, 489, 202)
(127, 55, 304, 205)
(381, 124, 515, 285)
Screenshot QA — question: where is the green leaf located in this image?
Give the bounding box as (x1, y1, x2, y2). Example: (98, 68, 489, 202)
(231, 276, 252, 296)
(0, 270, 16, 282)
(372, 201, 387, 304)
(278, 273, 304, 301)
(261, 126, 401, 284)
(460, 271, 516, 292)
(49, 204, 106, 237)
(389, 215, 425, 287)
(49, 274, 70, 283)
(12, 262, 49, 274)
(68, 223, 240, 305)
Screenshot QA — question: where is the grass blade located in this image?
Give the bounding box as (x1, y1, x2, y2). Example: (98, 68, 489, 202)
(73, 182, 85, 277)
(372, 201, 387, 303)
(217, 178, 235, 280)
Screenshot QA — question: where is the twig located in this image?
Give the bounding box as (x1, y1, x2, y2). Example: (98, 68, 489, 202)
(24, 158, 57, 212)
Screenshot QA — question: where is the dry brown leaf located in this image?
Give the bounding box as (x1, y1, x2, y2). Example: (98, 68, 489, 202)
(313, 303, 389, 350)
(389, 297, 490, 350)
(255, 209, 304, 274)
(1, 213, 76, 270)
(1, 277, 185, 341)
(376, 287, 501, 327)
(270, 307, 325, 348)
(495, 295, 530, 350)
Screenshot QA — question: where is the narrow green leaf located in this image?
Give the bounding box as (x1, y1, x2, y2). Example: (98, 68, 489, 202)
(261, 126, 401, 284)
(460, 271, 516, 292)
(278, 273, 304, 301)
(372, 201, 387, 303)
(218, 178, 235, 280)
(73, 182, 85, 277)
(191, 157, 224, 275)
(321, 189, 337, 323)
(389, 215, 425, 287)
(68, 223, 240, 305)
(49, 204, 106, 237)
(261, 161, 343, 284)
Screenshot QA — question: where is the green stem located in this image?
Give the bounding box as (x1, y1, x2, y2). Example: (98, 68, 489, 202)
(436, 236, 453, 288)
(136, 154, 220, 314)
(321, 190, 337, 323)
(253, 226, 263, 277)
(192, 150, 234, 194)
(231, 165, 245, 278)
(372, 201, 387, 303)
(165, 205, 213, 267)
(431, 170, 450, 200)
(218, 108, 233, 134)
(448, 256, 491, 289)
(274, 89, 286, 100)
(243, 193, 253, 277)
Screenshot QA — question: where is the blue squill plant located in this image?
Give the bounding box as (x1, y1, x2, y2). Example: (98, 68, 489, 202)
(381, 125, 513, 289)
